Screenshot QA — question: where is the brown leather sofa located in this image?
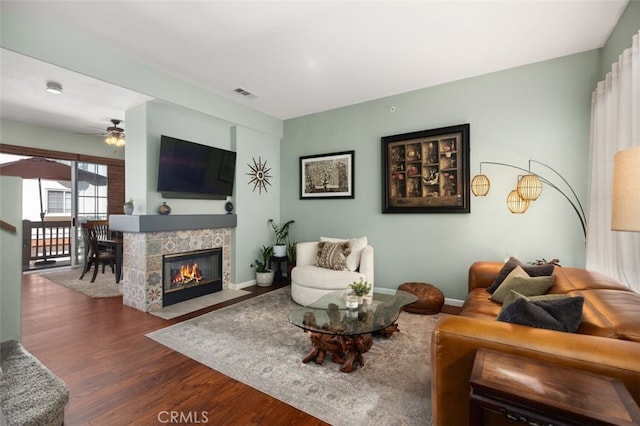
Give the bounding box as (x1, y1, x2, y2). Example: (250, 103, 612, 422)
(431, 261, 640, 426)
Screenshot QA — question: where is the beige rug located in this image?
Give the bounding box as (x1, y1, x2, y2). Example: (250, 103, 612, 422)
(41, 268, 122, 298)
(147, 287, 444, 425)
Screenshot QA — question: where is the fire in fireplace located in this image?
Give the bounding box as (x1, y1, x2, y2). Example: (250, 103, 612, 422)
(163, 248, 222, 307)
(169, 262, 204, 288)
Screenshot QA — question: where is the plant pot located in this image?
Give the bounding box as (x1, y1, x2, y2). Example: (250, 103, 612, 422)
(256, 270, 274, 287)
(273, 245, 286, 257)
(124, 204, 133, 215)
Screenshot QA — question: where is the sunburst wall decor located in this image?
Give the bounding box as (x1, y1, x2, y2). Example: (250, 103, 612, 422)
(247, 156, 272, 194)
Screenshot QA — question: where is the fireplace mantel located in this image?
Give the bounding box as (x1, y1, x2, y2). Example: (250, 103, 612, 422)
(109, 214, 237, 233)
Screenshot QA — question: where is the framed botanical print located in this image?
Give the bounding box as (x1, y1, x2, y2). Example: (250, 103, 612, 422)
(300, 150, 354, 199)
(382, 124, 470, 213)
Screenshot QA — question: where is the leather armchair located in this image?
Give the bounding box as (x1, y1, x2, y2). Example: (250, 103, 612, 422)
(290, 240, 374, 306)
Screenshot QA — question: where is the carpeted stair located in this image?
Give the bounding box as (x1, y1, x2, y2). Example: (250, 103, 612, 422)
(0, 340, 69, 426)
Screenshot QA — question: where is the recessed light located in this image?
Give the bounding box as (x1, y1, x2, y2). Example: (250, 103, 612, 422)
(45, 81, 63, 94)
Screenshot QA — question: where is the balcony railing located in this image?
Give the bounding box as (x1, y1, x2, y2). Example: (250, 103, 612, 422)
(22, 219, 72, 270)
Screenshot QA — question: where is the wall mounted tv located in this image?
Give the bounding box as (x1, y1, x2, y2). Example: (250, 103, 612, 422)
(157, 135, 236, 200)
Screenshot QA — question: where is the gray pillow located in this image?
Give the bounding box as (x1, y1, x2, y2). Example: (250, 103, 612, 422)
(497, 297, 584, 332)
(487, 257, 555, 294)
(501, 290, 570, 312)
(490, 274, 554, 304)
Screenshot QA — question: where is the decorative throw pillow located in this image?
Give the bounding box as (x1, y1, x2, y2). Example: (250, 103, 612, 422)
(500, 290, 570, 314)
(487, 257, 555, 294)
(316, 241, 351, 271)
(489, 268, 554, 304)
(497, 296, 584, 333)
(488, 265, 529, 297)
(320, 236, 367, 272)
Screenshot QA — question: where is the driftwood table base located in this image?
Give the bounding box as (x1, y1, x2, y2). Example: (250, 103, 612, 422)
(303, 331, 373, 373)
(290, 291, 418, 373)
(302, 326, 399, 373)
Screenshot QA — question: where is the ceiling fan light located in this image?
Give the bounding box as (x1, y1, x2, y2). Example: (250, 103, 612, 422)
(517, 174, 542, 200)
(104, 119, 125, 147)
(507, 189, 529, 214)
(471, 174, 490, 196)
(105, 133, 125, 147)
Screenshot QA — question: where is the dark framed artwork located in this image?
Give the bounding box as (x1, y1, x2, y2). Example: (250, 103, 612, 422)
(300, 150, 355, 199)
(381, 124, 470, 213)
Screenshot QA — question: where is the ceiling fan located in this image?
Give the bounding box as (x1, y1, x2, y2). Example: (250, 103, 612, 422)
(76, 119, 126, 147)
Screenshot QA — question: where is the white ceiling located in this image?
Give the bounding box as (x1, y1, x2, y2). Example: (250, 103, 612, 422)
(0, 0, 629, 135)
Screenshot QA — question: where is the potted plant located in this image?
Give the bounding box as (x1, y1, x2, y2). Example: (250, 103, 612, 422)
(123, 198, 134, 215)
(268, 219, 295, 257)
(349, 278, 372, 304)
(253, 245, 274, 287)
(286, 240, 297, 283)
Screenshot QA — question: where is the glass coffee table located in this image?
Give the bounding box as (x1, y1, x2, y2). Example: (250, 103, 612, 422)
(288, 290, 418, 373)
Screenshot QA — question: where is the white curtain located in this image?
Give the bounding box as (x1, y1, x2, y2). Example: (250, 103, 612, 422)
(586, 30, 640, 292)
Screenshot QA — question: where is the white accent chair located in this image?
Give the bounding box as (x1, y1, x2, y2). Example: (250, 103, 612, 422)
(291, 239, 374, 306)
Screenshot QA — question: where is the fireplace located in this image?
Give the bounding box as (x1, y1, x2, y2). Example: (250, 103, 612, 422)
(163, 248, 222, 307)
(109, 214, 235, 313)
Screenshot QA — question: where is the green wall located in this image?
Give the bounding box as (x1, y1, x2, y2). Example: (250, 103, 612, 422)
(600, 0, 640, 78)
(282, 51, 600, 300)
(123, 100, 282, 285)
(0, 177, 23, 342)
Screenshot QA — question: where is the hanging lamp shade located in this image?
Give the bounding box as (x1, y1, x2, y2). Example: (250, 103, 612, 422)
(471, 174, 491, 196)
(507, 189, 529, 213)
(517, 174, 542, 200)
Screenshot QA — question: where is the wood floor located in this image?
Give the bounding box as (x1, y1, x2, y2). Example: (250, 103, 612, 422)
(21, 272, 328, 425)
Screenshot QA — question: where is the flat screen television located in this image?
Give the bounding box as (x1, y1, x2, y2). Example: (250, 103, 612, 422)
(157, 135, 236, 199)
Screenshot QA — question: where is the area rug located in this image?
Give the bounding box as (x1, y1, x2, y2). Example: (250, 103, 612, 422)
(40, 268, 122, 298)
(147, 287, 445, 425)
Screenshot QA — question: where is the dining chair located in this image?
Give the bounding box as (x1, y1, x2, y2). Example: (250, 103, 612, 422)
(79, 221, 117, 283)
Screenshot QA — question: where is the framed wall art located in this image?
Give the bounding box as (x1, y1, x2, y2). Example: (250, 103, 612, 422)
(381, 124, 470, 213)
(300, 150, 354, 199)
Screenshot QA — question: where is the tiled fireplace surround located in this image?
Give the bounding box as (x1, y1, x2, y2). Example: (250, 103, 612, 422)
(109, 214, 237, 312)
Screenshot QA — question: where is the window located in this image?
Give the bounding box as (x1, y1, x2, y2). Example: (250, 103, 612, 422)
(47, 190, 72, 214)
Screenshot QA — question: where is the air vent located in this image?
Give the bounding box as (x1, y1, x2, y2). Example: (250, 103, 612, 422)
(234, 87, 256, 97)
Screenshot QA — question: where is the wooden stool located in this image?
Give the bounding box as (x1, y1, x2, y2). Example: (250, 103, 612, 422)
(398, 282, 444, 314)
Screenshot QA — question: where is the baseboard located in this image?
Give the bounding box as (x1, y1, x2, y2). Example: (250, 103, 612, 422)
(229, 280, 255, 290)
(444, 297, 464, 307)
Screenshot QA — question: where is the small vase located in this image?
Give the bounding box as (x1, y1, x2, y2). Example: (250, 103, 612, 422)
(124, 204, 133, 215)
(158, 202, 171, 215)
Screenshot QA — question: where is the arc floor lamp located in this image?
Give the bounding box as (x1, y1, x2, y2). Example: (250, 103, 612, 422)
(471, 159, 587, 239)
